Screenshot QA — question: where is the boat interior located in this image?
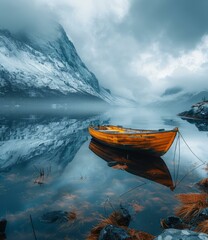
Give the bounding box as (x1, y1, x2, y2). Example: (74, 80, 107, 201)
(93, 125, 164, 134)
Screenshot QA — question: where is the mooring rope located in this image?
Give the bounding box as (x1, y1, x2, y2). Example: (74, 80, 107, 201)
(178, 130, 206, 164)
(172, 134, 179, 185)
(173, 130, 206, 188)
(119, 181, 146, 199)
(175, 162, 205, 187)
(175, 133, 181, 185)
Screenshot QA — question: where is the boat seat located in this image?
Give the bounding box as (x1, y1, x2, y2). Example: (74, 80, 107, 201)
(99, 130, 119, 133)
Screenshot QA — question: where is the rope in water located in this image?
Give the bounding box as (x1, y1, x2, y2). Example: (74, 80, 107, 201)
(173, 129, 206, 188)
(178, 130, 206, 164)
(175, 162, 205, 187)
(176, 133, 181, 185)
(119, 181, 146, 199)
(172, 134, 179, 186)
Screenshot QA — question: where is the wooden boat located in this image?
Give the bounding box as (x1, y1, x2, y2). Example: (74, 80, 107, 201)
(89, 139, 175, 190)
(88, 125, 178, 156)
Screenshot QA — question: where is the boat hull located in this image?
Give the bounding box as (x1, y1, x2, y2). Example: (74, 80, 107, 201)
(88, 125, 178, 156)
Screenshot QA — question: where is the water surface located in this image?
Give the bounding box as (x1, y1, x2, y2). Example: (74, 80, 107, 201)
(0, 106, 207, 239)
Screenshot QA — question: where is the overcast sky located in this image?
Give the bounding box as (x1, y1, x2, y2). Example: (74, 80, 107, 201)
(1, 0, 208, 102)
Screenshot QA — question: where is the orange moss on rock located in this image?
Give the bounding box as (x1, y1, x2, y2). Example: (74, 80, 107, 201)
(195, 220, 208, 234)
(175, 193, 208, 222)
(86, 210, 153, 240)
(86, 211, 126, 240)
(197, 178, 208, 193)
(128, 229, 154, 240)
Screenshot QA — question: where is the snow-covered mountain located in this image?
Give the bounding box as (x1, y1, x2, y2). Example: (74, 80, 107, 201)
(0, 24, 113, 102)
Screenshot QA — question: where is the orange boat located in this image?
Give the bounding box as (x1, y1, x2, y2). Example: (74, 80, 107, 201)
(88, 125, 178, 156)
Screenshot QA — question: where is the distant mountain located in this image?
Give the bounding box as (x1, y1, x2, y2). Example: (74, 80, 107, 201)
(161, 87, 183, 97)
(186, 91, 208, 105)
(153, 90, 208, 112)
(0, 24, 114, 103)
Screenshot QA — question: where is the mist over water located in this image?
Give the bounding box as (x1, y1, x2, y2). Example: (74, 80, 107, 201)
(0, 98, 108, 116)
(0, 104, 207, 239)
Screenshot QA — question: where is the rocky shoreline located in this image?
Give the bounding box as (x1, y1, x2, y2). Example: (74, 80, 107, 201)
(178, 101, 208, 120)
(86, 178, 208, 240)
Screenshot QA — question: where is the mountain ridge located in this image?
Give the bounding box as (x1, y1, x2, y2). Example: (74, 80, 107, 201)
(0, 24, 114, 103)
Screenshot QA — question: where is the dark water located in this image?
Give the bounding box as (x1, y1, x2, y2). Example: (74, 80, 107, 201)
(0, 107, 207, 239)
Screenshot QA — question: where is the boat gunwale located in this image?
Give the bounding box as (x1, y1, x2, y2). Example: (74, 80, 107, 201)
(89, 126, 178, 135)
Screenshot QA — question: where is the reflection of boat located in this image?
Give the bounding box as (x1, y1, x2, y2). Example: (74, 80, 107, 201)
(89, 139, 175, 190)
(88, 125, 178, 156)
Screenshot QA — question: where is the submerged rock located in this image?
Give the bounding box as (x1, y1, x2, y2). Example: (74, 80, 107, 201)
(98, 225, 131, 240)
(87, 206, 132, 240)
(160, 216, 185, 229)
(190, 207, 208, 229)
(0, 219, 7, 233)
(0, 219, 7, 240)
(154, 229, 208, 240)
(196, 178, 208, 193)
(40, 211, 69, 223)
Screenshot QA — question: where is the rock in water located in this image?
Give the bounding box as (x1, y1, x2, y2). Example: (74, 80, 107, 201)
(40, 211, 69, 223)
(98, 225, 131, 240)
(160, 216, 184, 229)
(179, 101, 208, 120)
(196, 178, 208, 193)
(0, 219, 7, 233)
(190, 207, 208, 228)
(154, 229, 208, 240)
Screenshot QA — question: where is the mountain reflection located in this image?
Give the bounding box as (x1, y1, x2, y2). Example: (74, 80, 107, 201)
(0, 114, 107, 172)
(181, 118, 208, 131)
(89, 139, 174, 190)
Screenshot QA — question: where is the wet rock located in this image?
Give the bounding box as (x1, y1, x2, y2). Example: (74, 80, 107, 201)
(190, 207, 208, 228)
(128, 229, 155, 240)
(196, 178, 208, 193)
(0, 219, 6, 240)
(178, 101, 208, 120)
(160, 216, 185, 229)
(0, 234, 6, 240)
(40, 211, 69, 223)
(154, 229, 208, 240)
(0, 219, 7, 234)
(200, 208, 208, 217)
(98, 225, 131, 240)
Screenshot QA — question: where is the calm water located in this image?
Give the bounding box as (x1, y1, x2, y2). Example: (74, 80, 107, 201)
(0, 106, 207, 239)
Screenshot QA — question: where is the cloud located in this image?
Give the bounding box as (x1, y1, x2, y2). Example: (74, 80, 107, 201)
(0, 0, 38, 31)
(41, 0, 130, 25)
(42, 0, 208, 102)
(0, 0, 59, 39)
(125, 0, 208, 51)
(1, 0, 208, 103)
(130, 35, 208, 100)
(42, 0, 141, 99)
